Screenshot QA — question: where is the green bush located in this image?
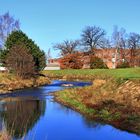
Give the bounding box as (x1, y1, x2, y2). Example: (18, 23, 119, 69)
(116, 61, 130, 68)
(90, 56, 108, 69)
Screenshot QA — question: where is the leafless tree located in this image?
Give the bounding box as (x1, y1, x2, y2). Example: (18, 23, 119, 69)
(0, 12, 20, 49)
(6, 44, 35, 79)
(81, 26, 106, 54)
(53, 40, 79, 56)
(112, 26, 127, 48)
(128, 33, 140, 66)
(111, 26, 128, 63)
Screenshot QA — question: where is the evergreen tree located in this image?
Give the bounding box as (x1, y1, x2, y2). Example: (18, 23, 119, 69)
(0, 30, 46, 72)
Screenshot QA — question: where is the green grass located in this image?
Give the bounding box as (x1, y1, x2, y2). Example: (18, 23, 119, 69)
(55, 90, 96, 116)
(43, 67, 140, 80)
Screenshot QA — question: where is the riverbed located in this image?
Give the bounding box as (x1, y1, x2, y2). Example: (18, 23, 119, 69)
(0, 80, 140, 140)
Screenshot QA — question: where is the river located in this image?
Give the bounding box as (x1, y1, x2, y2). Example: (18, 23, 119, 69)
(0, 80, 140, 140)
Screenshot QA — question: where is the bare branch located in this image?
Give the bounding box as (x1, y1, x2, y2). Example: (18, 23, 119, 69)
(53, 40, 80, 56)
(81, 26, 106, 53)
(0, 12, 20, 49)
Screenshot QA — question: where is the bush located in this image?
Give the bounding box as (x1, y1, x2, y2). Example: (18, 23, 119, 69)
(90, 56, 108, 69)
(116, 61, 130, 68)
(60, 53, 83, 69)
(5, 44, 35, 78)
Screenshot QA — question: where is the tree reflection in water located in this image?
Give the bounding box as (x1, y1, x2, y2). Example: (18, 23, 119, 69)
(1, 98, 46, 139)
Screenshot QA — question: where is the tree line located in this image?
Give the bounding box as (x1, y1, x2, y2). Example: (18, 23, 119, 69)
(0, 12, 140, 73)
(54, 26, 140, 68)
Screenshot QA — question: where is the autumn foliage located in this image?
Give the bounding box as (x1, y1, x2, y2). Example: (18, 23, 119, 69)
(60, 53, 83, 69)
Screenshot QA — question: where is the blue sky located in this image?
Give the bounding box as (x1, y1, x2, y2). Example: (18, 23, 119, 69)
(0, 0, 140, 57)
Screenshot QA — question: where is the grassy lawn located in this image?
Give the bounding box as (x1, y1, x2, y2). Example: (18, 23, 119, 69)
(43, 67, 140, 80)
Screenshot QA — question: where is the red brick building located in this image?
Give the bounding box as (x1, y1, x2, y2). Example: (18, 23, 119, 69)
(48, 48, 140, 69)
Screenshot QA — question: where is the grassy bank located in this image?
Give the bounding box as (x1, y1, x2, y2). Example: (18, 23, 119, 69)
(43, 67, 140, 80)
(52, 68, 140, 134)
(0, 73, 50, 94)
(55, 78, 140, 134)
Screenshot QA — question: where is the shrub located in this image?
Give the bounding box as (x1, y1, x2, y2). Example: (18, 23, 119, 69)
(60, 53, 83, 69)
(116, 61, 130, 68)
(90, 56, 108, 69)
(5, 44, 35, 78)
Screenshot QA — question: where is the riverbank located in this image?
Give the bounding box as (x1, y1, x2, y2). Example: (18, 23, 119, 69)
(0, 73, 50, 94)
(51, 68, 140, 135)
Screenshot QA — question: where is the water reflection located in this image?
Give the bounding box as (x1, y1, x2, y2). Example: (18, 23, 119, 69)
(0, 98, 46, 139)
(53, 102, 104, 129)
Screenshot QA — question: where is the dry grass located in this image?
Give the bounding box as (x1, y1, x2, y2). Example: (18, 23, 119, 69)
(55, 77, 140, 134)
(0, 130, 11, 140)
(0, 73, 50, 94)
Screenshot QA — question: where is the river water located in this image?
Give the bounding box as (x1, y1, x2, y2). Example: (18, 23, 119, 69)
(0, 80, 140, 140)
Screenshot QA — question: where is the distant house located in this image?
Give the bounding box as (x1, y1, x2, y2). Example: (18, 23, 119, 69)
(44, 59, 61, 70)
(47, 49, 121, 69)
(48, 48, 140, 69)
(44, 63, 60, 70)
(82, 48, 136, 69)
(82, 49, 118, 69)
(0, 66, 7, 72)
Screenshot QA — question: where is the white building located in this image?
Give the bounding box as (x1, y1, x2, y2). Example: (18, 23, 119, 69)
(0, 66, 7, 72)
(44, 63, 60, 70)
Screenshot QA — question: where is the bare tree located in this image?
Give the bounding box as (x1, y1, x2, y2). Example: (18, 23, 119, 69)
(6, 44, 35, 79)
(112, 26, 127, 49)
(0, 12, 20, 49)
(81, 26, 106, 54)
(128, 33, 140, 67)
(53, 40, 79, 56)
(111, 26, 128, 68)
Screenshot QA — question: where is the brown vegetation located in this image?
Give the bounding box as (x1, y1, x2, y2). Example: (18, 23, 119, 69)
(54, 77, 140, 134)
(5, 45, 35, 79)
(60, 52, 84, 69)
(0, 130, 11, 140)
(0, 73, 50, 94)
